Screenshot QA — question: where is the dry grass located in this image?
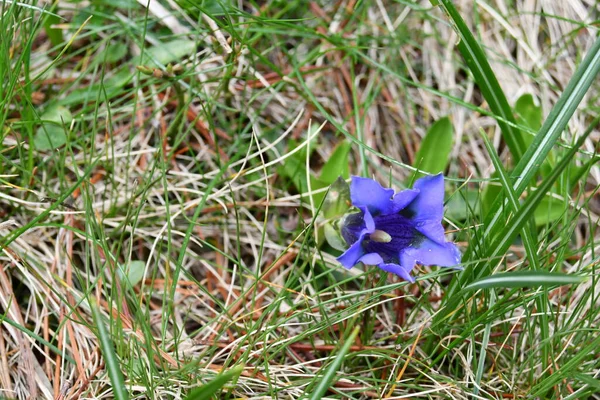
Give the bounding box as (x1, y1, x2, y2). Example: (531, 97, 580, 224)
(0, 0, 599, 399)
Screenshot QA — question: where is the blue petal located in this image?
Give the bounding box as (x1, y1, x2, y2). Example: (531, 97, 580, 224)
(350, 176, 395, 214)
(359, 252, 383, 265)
(400, 238, 462, 269)
(407, 174, 446, 243)
(359, 206, 376, 232)
(409, 174, 445, 220)
(378, 262, 415, 282)
(414, 221, 447, 245)
(391, 189, 420, 213)
(337, 239, 365, 269)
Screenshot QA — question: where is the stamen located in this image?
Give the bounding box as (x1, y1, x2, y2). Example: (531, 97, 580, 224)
(371, 229, 392, 243)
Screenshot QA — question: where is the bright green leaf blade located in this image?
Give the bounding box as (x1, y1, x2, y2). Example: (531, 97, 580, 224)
(308, 326, 360, 400)
(41, 104, 73, 124)
(515, 94, 543, 133)
(319, 141, 351, 184)
(91, 299, 129, 400)
(448, 36, 600, 293)
(413, 117, 453, 178)
(43, 5, 63, 47)
(184, 365, 244, 400)
(438, 0, 525, 162)
(463, 271, 586, 292)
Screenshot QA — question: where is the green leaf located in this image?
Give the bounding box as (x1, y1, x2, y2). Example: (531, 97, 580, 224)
(445, 190, 480, 221)
(413, 117, 453, 178)
(321, 177, 350, 219)
(105, 42, 129, 64)
(307, 326, 360, 400)
(59, 68, 132, 106)
(534, 197, 566, 226)
(324, 223, 346, 251)
(319, 141, 351, 184)
(91, 299, 129, 400)
(118, 260, 146, 287)
(34, 105, 73, 150)
(43, 3, 63, 47)
(462, 271, 586, 292)
(277, 133, 326, 206)
(515, 94, 543, 133)
(514, 94, 555, 177)
(184, 365, 244, 400)
(141, 39, 197, 67)
(437, 0, 526, 162)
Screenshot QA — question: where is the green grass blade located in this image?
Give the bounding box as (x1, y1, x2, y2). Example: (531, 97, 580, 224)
(184, 365, 244, 400)
(307, 326, 360, 400)
(435, 117, 596, 333)
(437, 0, 525, 161)
(483, 35, 600, 242)
(438, 36, 600, 313)
(530, 333, 600, 397)
(91, 299, 129, 400)
(473, 290, 495, 395)
(463, 271, 586, 292)
(480, 129, 550, 368)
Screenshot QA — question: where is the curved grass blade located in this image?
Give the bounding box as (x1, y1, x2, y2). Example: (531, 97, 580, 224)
(91, 299, 129, 400)
(438, 37, 600, 314)
(437, 0, 525, 161)
(434, 115, 597, 333)
(307, 326, 360, 400)
(463, 271, 586, 292)
(184, 365, 244, 400)
(481, 36, 600, 246)
(480, 130, 551, 368)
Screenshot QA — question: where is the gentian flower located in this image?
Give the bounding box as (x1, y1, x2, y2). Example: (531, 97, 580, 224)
(337, 174, 461, 282)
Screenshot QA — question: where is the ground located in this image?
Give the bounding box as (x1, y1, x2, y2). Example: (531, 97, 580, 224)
(0, 1, 599, 399)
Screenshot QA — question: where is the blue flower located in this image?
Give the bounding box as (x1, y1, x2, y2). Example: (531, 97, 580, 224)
(336, 174, 461, 282)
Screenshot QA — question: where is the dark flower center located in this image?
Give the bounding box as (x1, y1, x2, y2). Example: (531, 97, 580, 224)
(364, 213, 415, 263)
(340, 211, 417, 264)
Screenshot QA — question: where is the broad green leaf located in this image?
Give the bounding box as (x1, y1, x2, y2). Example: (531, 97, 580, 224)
(324, 223, 346, 251)
(141, 39, 197, 67)
(43, 3, 63, 47)
(445, 190, 480, 221)
(319, 141, 351, 184)
(105, 42, 129, 64)
(184, 365, 244, 400)
(34, 105, 73, 150)
(463, 271, 585, 292)
(534, 197, 566, 226)
(321, 177, 350, 219)
(515, 93, 557, 178)
(118, 260, 146, 287)
(201, 0, 229, 15)
(59, 68, 132, 106)
(515, 94, 543, 134)
(413, 117, 453, 178)
(277, 133, 323, 204)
